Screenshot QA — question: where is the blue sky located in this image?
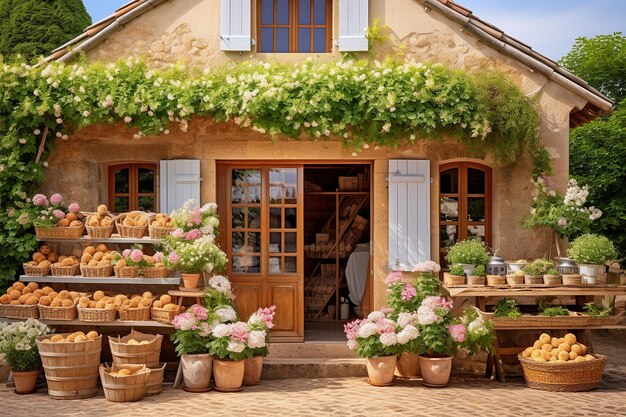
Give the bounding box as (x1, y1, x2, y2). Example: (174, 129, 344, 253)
(83, 0, 625, 60)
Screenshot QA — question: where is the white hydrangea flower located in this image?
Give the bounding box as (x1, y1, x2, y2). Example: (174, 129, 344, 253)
(379, 332, 398, 347)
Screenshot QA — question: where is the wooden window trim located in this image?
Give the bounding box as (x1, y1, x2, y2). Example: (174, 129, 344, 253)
(108, 163, 157, 212)
(439, 162, 492, 264)
(256, 0, 332, 53)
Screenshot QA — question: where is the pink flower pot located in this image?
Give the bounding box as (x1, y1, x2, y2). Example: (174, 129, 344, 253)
(365, 355, 397, 386)
(395, 352, 421, 378)
(419, 355, 452, 387)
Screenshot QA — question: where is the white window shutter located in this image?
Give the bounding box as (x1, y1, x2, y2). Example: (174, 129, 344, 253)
(388, 160, 431, 271)
(160, 160, 201, 214)
(339, 0, 369, 52)
(220, 0, 251, 51)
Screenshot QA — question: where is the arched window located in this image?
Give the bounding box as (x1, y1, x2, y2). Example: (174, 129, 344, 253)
(257, 0, 332, 53)
(439, 162, 492, 266)
(108, 163, 157, 213)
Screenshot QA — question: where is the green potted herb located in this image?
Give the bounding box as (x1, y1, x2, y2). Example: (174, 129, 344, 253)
(539, 300, 570, 317)
(443, 264, 466, 286)
(523, 259, 551, 285)
(568, 234, 617, 284)
(506, 269, 525, 285)
(583, 301, 612, 318)
(445, 240, 489, 277)
(493, 299, 522, 318)
(543, 266, 561, 285)
(467, 264, 486, 286)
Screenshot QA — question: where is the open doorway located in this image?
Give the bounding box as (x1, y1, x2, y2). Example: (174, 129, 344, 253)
(303, 164, 372, 340)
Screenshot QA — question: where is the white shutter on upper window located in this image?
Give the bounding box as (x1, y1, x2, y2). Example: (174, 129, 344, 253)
(388, 160, 431, 271)
(160, 160, 201, 214)
(220, 0, 252, 51)
(339, 0, 369, 52)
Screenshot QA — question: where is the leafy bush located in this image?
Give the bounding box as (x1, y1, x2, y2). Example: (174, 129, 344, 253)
(448, 264, 465, 276)
(584, 301, 612, 318)
(539, 301, 570, 317)
(493, 299, 521, 318)
(471, 265, 486, 276)
(568, 234, 618, 265)
(445, 240, 489, 265)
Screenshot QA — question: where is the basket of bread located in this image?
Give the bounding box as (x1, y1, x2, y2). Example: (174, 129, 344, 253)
(38, 289, 81, 320)
(85, 204, 116, 239)
(80, 244, 115, 277)
(23, 245, 57, 276)
(150, 294, 182, 323)
(115, 211, 151, 238)
(148, 213, 174, 239)
(0, 281, 42, 318)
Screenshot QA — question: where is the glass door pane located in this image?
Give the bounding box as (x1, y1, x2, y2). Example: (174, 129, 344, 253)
(268, 168, 298, 275)
(231, 169, 262, 274)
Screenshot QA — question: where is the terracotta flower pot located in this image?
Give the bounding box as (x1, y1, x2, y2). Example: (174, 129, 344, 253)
(12, 369, 39, 394)
(395, 352, 420, 378)
(182, 273, 200, 289)
(181, 354, 212, 390)
(419, 355, 452, 387)
(213, 359, 245, 391)
(243, 356, 263, 386)
(365, 355, 397, 386)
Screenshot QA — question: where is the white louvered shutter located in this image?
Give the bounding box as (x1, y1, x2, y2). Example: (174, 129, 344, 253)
(220, 0, 252, 51)
(339, 0, 369, 51)
(388, 160, 431, 271)
(160, 160, 201, 214)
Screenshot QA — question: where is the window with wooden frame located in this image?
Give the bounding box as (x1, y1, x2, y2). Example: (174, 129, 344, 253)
(108, 163, 157, 213)
(439, 162, 492, 266)
(257, 0, 332, 53)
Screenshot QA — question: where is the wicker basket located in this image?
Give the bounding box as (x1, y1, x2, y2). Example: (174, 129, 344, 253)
(518, 354, 606, 392)
(115, 212, 150, 238)
(23, 263, 51, 276)
(467, 276, 486, 286)
(146, 363, 166, 396)
(35, 224, 84, 239)
(77, 306, 117, 322)
(486, 275, 506, 286)
(119, 305, 151, 321)
(38, 299, 78, 320)
(0, 303, 39, 319)
(480, 311, 591, 328)
(114, 266, 140, 278)
(525, 275, 544, 285)
(563, 274, 583, 285)
(148, 225, 174, 240)
(80, 264, 113, 278)
(142, 267, 172, 278)
(443, 273, 465, 286)
(109, 330, 163, 367)
(506, 275, 524, 285)
(86, 224, 115, 239)
(51, 263, 80, 276)
(543, 274, 562, 285)
(151, 306, 181, 324)
(100, 364, 151, 402)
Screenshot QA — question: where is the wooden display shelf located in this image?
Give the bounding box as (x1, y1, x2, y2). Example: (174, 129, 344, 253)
(36, 235, 162, 244)
(0, 317, 172, 328)
(19, 275, 180, 285)
(445, 285, 626, 297)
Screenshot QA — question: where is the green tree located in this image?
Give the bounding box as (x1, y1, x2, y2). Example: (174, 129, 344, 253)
(559, 32, 626, 103)
(0, 0, 91, 60)
(569, 101, 626, 257)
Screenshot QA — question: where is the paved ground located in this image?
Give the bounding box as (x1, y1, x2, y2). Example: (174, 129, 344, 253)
(1, 330, 625, 417)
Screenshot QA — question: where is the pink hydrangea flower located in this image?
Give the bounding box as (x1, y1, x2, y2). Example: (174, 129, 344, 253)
(122, 249, 131, 258)
(188, 207, 202, 226)
(385, 271, 403, 285)
(172, 312, 197, 330)
(188, 304, 209, 321)
(153, 252, 164, 262)
(130, 249, 143, 263)
(168, 252, 180, 264)
(185, 229, 202, 240)
(379, 306, 394, 315)
(230, 321, 250, 342)
(558, 217, 567, 227)
(52, 209, 65, 219)
(68, 202, 80, 213)
(171, 228, 185, 239)
(32, 194, 49, 206)
(401, 283, 417, 301)
(49, 193, 63, 205)
(412, 260, 441, 273)
(449, 324, 466, 343)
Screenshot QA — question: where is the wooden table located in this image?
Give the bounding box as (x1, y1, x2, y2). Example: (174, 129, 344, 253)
(445, 285, 626, 382)
(168, 290, 204, 308)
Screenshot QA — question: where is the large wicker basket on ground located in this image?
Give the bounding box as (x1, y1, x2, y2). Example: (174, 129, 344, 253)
(518, 354, 606, 391)
(0, 304, 39, 319)
(100, 364, 151, 402)
(109, 330, 163, 367)
(23, 263, 51, 276)
(38, 299, 78, 320)
(115, 212, 151, 238)
(36, 334, 102, 399)
(77, 306, 117, 322)
(35, 224, 84, 239)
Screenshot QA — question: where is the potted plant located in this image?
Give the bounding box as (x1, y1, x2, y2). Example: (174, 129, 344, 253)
(0, 318, 51, 393)
(445, 240, 489, 277)
(506, 269, 526, 285)
(523, 259, 553, 285)
(543, 266, 562, 286)
(568, 234, 617, 284)
(443, 264, 466, 286)
(416, 297, 494, 387)
(171, 304, 215, 392)
(468, 265, 486, 286)
(344, 309, 420, 386)
(243, 305, 276, 386)
(209, 321, 253, 391)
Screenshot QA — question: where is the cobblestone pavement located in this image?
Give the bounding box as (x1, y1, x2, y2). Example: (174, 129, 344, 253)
(1, 331, 625, 417)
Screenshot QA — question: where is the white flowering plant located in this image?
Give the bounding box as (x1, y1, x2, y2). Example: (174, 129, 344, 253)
(209, 321, 254, 361)
(203, 275, 236, 311)
(344, 309, 421, 358)
(525, 177, 601, 240)
(246, 305, 276, 357)
(445, 239, 489, 266)
(567, 234, 618, 265)
(0, 319, 51, 371)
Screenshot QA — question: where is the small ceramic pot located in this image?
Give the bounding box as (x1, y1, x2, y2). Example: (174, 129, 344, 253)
(213, 359, 245, 391)
(12, 369, 39, 394)
(243, 356, 263, 386)
(181, 353, 212, 390)
(182, 273, 200, 289)
(365, 355, 397, 386)
(395, 352, 420, 378)
(419, 356, 452, 387)
(459, 264, 476, 277)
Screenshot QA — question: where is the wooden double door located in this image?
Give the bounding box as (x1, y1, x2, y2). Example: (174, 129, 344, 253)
(218, 164, 304, 341)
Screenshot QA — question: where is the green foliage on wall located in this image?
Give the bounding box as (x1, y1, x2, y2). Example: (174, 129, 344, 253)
(0, 0, 91, 60)
(0, 57, 544, 286)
